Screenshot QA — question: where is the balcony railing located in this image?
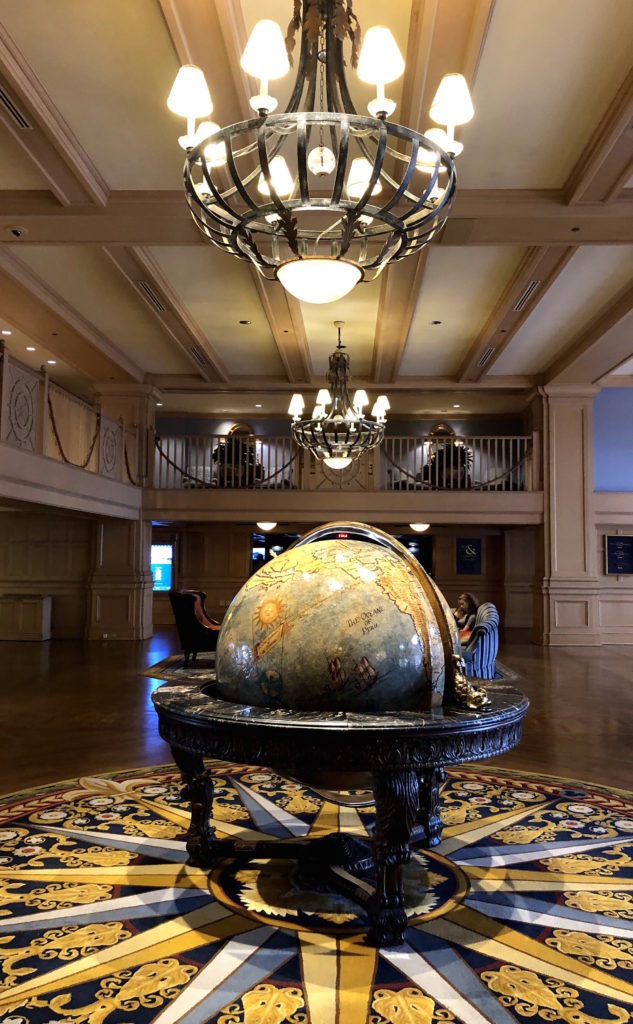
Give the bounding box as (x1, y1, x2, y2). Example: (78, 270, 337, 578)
(153, 432, 537, 492)
(0, 348, 139, 485)
(383, 434, 535, 492)
(154, 434, 300, 490)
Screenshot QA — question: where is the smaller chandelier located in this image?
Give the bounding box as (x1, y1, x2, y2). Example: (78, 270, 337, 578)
(289, 321, 389, 470)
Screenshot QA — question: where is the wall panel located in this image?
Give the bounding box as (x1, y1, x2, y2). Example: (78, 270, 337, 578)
(0, 511, 93, 638)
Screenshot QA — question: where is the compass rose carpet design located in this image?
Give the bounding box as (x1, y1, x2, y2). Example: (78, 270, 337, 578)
(2, 764, 633, 1024)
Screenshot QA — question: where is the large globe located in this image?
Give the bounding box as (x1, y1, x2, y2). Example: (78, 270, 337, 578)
(216, 525, 459, 712)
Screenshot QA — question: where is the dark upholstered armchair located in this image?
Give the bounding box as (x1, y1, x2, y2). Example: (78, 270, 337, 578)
(169, 590, 222, 667)
(460, 602, 499, 680)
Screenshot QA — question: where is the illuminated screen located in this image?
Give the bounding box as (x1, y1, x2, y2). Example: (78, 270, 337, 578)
(151, 544, 173, 592)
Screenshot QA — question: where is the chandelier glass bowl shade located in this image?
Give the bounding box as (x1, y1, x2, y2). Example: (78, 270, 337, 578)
(289, 321, 388, 470)
(168, 2, 473, 304)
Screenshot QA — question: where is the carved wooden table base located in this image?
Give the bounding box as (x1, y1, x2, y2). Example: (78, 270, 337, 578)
(154, 681, 528, 947)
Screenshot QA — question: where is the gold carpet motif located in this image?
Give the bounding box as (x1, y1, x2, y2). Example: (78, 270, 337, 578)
(0, 762, 632, 1024)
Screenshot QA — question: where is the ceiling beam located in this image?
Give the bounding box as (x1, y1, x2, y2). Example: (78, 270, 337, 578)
(0, 249, 142, 381)
(158, 0, 247, 125)
(0, 26, 109, 207)
(249, 269, 313, 384)
(398, 0, 439, 132)
(211, 0, 251, 115)
(372, 251, 429, 383)
(371, 0, 494, 384)
(370, 0, 435, 385)
(564, 65, 633, 205)
(544, 281, 633, 385)
(148, 373, 532, 394)
(458, 246, 576, 381)
(7, 189, 633, 246)
(158, 0, 311, 389)
(103, 246, 228, 383)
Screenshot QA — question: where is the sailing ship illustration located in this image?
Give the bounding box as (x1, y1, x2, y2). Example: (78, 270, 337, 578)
(325, 654, 377, 694)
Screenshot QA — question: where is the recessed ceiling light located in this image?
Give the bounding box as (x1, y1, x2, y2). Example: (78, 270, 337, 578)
(239, 319, 251, 325)
(255, 403, 262, 408)
(26, 346, 35, 352)
(1, 330, 11, 336)
(156, 402, 163, 407)
(430, 320, 442, 326)
(453, 403, 460, 408)
(47, 359, 56, 365)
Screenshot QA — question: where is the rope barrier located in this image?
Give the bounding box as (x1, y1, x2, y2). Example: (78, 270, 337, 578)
(124, 440, 140, 486)
(154, 437, 298, 487)
(384, 443, 531, 490)
(470, 447, 531, 489)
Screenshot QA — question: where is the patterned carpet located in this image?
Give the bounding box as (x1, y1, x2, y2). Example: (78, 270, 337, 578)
(1, 762, 633, 1024)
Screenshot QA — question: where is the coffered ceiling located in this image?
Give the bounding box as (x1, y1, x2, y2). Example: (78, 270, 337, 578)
(1, 0, 633, 417)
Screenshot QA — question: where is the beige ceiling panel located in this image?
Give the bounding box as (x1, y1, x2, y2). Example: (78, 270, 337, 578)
(240, 0, 412, 118)
(0, 128, 51, 188)
(0, 0, 181, 189)
(401, 246, 524, 375)
(149, 246, 283, 377)
(458, 0, 633, 189)
(14, 245, 193, 374)
(1, 323, 91, 399)
(300, 275, 382, 378)
(491, 246, 633, 376)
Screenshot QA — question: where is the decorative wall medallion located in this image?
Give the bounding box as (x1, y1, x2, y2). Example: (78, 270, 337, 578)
(100, 425, 118, 476)
(4, 369, 38, 450)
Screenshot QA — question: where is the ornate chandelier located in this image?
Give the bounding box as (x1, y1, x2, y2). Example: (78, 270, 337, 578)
(167, 2, 474, 304)
(288, 321, 389, 469)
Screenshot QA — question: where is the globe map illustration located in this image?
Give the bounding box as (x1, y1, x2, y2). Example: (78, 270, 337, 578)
(216, 537, 453, 712)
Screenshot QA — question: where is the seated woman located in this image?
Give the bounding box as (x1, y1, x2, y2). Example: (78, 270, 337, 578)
(453, 592, 479, 641)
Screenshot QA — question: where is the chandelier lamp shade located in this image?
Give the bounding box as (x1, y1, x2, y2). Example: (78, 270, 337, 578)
(168, 1, 473, 304)
(288, 321, 388, 470)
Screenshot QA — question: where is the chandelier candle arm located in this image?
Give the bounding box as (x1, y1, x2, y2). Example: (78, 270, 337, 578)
(169, 2, 473, 303)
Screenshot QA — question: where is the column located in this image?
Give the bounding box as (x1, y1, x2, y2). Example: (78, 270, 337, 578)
(86, 513, 153, 640)
(93, 382, 163, 487)
(540, 384, 600, 645)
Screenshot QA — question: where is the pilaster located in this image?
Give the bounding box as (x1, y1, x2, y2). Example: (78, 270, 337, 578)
(93, 382, 162, 488)
(539, 384, 600, 645)
(87, 514, 153, 640)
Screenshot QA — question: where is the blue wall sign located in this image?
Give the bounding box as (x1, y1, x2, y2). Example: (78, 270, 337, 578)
(456, 538, 482, 575)
(605, 535, 633, 575)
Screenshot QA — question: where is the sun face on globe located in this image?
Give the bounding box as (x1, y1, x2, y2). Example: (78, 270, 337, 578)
(216, 529, 458, 713)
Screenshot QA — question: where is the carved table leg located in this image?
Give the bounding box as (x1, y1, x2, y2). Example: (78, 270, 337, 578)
(416, 766, 446, 847)
(369, 768, 419, 947)
(171, 745, 216, 867)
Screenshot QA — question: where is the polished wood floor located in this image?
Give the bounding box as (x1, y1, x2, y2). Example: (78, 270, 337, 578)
(0, 627, 630, 796)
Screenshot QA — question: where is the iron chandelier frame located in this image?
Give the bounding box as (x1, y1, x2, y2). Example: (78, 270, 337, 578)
(290, 321, 387, 465)
(183, 0, 457, 287)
